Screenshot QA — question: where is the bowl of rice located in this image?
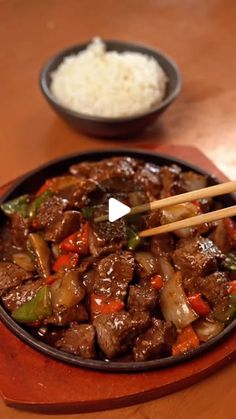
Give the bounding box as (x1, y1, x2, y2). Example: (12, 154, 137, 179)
(40, 38, 181, 138)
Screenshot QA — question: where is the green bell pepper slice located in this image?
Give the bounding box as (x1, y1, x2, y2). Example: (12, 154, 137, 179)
(12, 285, 52, 323)
(1, 194, 29, 218)
(28, 190, 53, 218)
(213, 294, 236, 324)
(222, 252, 236, 272)
(82, 206, 93, 220)
(127, 227, 142, 251)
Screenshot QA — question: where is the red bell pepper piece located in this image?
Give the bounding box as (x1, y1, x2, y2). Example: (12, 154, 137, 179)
(35, 180, 56, 197)
(32, 219, 42, 229)
(151, 274, 164, 290)
(188, 293, 211, 317)
(52, 253, 79, 272)
(90, 293, 124, 316)
(223, 218, 236, 247)
(59, 223, 90, 255)
(27, 320, 42, 328)
(191, 200, 202, 211)
(172, 325, 200, 356)
(44, 275, 57, 285)
(227, 280, 236, 295)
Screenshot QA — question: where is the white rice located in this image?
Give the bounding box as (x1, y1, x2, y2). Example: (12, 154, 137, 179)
(50, 38, 168, 118)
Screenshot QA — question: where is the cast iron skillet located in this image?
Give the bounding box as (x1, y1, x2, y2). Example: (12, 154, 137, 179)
(0, 149, 235, 372)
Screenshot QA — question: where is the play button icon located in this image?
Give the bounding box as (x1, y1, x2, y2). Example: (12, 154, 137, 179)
(108, 198, 131, 222)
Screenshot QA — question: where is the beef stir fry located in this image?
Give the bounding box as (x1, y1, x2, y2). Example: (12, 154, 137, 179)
(0, 156, 235, 362)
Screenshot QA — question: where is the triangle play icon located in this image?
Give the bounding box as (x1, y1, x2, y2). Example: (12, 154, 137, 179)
(108, 198, 131, 222)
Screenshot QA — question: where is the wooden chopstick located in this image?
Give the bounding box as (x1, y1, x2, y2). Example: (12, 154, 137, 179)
(139, 205, 236, 237)
(94, 180, 236, 223)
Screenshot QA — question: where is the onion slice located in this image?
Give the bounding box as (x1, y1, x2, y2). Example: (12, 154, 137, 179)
(12, 252, 35, 272)
(193, 319, 224, 342)
(160, 203, 199, 238)
(28, 233, 51, 278)
(157, 257, 175, 281)
(135, 252, 159, 278)
(51, 271, 85, 309)
(160, 271, 198, 328)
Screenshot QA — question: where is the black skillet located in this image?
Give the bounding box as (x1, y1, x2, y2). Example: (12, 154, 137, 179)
(0, 149, 235, 372)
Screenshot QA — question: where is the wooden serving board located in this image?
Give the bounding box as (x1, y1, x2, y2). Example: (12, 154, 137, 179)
(0, 145, 235, 414)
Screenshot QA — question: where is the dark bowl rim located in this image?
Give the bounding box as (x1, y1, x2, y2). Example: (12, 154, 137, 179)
(0, 148, 235, 373)
(39, 39, 182, 123)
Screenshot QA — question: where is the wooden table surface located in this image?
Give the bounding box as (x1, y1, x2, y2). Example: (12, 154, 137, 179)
(0, 0, 235, 418)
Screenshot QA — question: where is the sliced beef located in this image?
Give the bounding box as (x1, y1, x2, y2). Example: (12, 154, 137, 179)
(133, 319, 177, 361)
(44, 210, 81, 242)
(77, 257, 99, 294)
(200, 272, 229, 305)
(89, 217, 127, 257)
(128, 191, 148, 207)
(127, 283, 158, 312)
(46, 176, 86, 207)
(0, 262, 32, 296)
(173, 237, 222, 278)
(55, 323, 96, 358)
(93, 252, 134, 300)
(33, 196, 67, 230)
(75, 257, 99, 297)
(184, 272, 229, 306)
(62, 177, 97, 208)
(69, 161, 94, 177)
(93, 311, 150, 359)
(134, 163, 161, 200)
(144, 211, 161, 230)
(77, 256, 98, 275)
(151, 234, 175, 260)
(159, 164, 184, 198)
(45, 303, 88, 326)
(11, 212, 29, 250)
(209, 220, 234, 253)
(180, 171, 207, 192)
(90, 191, 131, 207)
(81, 269, 96, 294)
(68, 157, 140, 207)
(1, 278, 43, 311)
(70, 156, 137, 181)
(99, 178, 136, 194)
(198, 198, 213, 213)
(0, 222, 14, 260)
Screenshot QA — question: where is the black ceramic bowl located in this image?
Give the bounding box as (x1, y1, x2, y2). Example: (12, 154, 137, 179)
(0, 149, 235, 372)
(40, 40, 181, 138)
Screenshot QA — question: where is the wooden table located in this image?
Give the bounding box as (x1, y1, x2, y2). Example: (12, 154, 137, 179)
(0, 0, 235, 418)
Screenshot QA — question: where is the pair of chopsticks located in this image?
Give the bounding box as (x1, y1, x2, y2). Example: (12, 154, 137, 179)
(95, 180, 236, 238)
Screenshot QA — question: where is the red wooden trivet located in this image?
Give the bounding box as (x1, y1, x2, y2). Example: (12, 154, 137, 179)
(0, 145, 235, 414)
